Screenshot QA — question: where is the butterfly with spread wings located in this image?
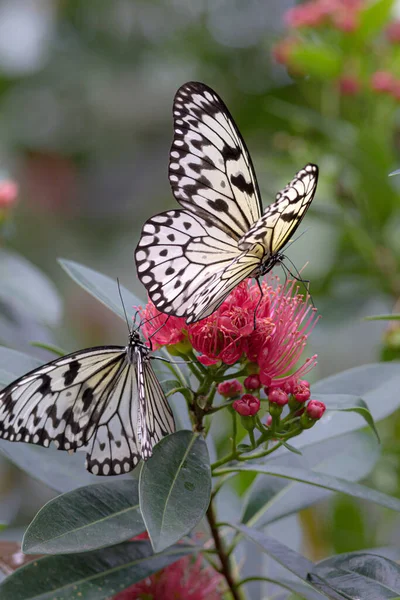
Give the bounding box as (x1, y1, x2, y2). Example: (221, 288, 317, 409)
(0, 330, 175, 475)
(135, 81, 318, 324)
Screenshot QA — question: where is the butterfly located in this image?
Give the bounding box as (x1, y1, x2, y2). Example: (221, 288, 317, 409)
(135, 81, 318, 324)
(0, 330, 175, 476)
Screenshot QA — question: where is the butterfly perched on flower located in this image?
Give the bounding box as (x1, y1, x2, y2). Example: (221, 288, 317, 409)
(0, 330, 175, 475)
(135, 81, 318, 324)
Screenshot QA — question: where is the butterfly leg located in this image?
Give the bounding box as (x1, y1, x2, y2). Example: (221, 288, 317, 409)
(147, 315, 170, 352)
(253, 278, 264, 329)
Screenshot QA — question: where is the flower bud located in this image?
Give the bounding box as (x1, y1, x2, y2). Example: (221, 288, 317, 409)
(218, 380, 243, 398)
(306, 400, 326, 420)
(244, 374, 261, 391)
(386, 21, 400, 44)
(265, 415, 273, 427)
(292, 383, 311, 403)
(268, 388, 289, 406)
(232, 394, 260, 417)
(371, 71, 394, 93)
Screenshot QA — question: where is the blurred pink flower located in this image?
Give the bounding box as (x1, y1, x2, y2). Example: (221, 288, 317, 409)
(268, 388, 289, 407)
(338, 75, 361, 96)
(370, 71, 395, 93)
(386, 20, 400, 44)
(113, 554, 223, 600)
(0, 180, 18, 210)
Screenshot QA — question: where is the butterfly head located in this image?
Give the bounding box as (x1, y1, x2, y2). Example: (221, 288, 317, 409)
(257, 252, 285, 277)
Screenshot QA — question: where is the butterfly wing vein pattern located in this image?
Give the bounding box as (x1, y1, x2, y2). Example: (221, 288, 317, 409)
(135, 81, 319, 324)
(0, 339, 175, 475)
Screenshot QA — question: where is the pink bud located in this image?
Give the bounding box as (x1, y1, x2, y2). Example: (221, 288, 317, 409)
(244, 374, 261, 391)
(338, 75, 360, 96)
(292, 383, 311, 403)
(0, 180, 18, 209)
(218, 379, 243, 398)
(371, 71, 395, 93)
(233, 394, 260, 417)
(299, 379, 310, 388)
(386, 21, 400, 43)
(268, 388, 289, 406)
(306, 400, 326, 420)
(265, 415, 273, 427)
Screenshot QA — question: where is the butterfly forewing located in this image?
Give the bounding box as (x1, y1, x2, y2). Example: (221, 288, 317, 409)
(238, 164, 319, 255)
(0, 337, 175, 476)
(169, 81, 262, 239)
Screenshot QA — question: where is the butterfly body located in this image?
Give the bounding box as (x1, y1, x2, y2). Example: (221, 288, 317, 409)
(0, 331, 175, 475)
(135, 82, 318, 324)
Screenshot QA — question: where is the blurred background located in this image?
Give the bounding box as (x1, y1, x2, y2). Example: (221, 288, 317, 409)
(1, 0, 400, 591)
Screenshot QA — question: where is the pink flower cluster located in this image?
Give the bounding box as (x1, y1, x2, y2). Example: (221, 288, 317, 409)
(140, 278, 318, 389)
(220, 376, 325, 421)
(284, 0, 362, 32)
(113, 553, 222, 600)
(370, 71, 400, 102)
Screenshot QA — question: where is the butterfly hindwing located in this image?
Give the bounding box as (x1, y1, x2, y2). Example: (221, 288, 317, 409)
(170, 81, 262, 239)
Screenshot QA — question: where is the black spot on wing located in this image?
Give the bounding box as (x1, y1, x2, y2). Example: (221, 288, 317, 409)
(230, 174, 254, 196)
(82, 387, 94, 412)
(38, 374, 52, 395)
(63, 360, 80, 386)
(208, 198, 229, 213)
(221, 144, 241, 161)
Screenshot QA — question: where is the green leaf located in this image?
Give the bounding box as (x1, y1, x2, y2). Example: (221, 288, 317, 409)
(310, 552, 400, 599)
(290, 44, 342, 79)
(0, 249, 62, 326)
(23, 480, 144, 554)
(0, 347, 42, 387)
(0, 540, 195, 600)
(58, 259, 143, 323)
(365, 314, 400, 321)
(216, 462, 400, 512)
(242, 431, 379, 528)
(290, 363, 400, 449)
(140, 431, 211, 552)
(230, 524, 315, 582)
(357, 0, 394, 41)
(326, 394, 379, 442)
(30, 342, 66, 357)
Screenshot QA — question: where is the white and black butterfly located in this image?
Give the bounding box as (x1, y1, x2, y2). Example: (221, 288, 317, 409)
(135, 81, 318, 324)
(0, 330, 175, 476)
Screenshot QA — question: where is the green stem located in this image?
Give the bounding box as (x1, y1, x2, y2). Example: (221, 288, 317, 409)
(215, 368, 248, 382)
(231, 411, 237, 455)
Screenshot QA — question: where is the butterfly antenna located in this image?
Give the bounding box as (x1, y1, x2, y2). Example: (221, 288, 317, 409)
(117, 278, 132, 335)
(281, 257, 315, 307)
(284, 227, 310, 252)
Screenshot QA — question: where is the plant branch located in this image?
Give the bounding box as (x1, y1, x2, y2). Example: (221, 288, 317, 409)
(206, 500, 245, 600)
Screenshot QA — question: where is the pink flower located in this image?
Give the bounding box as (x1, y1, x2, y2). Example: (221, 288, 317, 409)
(268, 388, 289, 406)
(338, 75, 361, 96)
(254, 280, 318, 387)
(386, 20, 400, 43)
(233, 394, 260, 416)
(371, 71, 395, 93)
(0, 180, 18, 210)
(217, 380, 243, 398)
(113, 553, 223, 600)
(306, 399, 326, 419)
(265, 414, 273, 427)
(292, 382, 311, 403)
(139, 300, 187, 350)
(272, 38, 298, 65)
(244, 374, 261, 391)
